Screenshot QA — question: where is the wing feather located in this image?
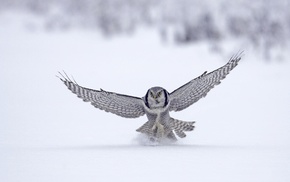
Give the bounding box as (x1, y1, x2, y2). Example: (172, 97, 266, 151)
(169, 52, 243, 112)
(58, 73, 145, 118)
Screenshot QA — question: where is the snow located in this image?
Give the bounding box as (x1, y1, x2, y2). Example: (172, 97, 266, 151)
(1, 12, 290, 182)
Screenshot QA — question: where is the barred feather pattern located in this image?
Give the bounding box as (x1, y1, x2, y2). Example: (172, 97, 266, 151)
(136, 121, 154, 135)
(136, 118, 194, 139)
(136, 121, 172, 138)
(169, 52, 243, 112)
(58, 52, 242, 142)
(170, 118, 195, 138)
(58, 74, 145, 118)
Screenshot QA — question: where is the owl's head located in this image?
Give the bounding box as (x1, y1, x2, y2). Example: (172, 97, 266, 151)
(144, 87, 169, 109)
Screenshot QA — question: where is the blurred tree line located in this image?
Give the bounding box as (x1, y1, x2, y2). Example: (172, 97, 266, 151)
(1, 0, 289, 60)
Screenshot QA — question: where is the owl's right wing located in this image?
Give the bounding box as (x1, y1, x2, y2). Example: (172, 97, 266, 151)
(58, 73, 146, 118)
(169, 52, 243, 112)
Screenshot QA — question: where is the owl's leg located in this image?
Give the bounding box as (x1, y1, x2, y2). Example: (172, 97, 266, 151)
(145, 121, 168, 144)
(136, 121, 159, 142)
(136, 121, 176, 144)
(152, 121, 164, 139)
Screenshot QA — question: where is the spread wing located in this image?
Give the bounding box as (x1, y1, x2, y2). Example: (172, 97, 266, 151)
(169, 52, 243, 112)
(58, 73, 145, 118)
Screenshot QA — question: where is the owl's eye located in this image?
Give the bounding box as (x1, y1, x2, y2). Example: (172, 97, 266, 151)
(150, 91, 154, 98)
(156, 91, 162, 98)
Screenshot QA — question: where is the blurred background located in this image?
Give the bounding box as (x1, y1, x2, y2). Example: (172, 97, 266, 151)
(1, 0, 290, 60)
(1, 1, 290, 182)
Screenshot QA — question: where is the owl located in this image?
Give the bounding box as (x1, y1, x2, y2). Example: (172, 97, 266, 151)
(58, 52, 242, 143)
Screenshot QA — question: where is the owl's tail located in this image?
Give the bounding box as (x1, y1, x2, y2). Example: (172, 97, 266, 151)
(170, 118, 195, 138)
(136, 118, 195, 139)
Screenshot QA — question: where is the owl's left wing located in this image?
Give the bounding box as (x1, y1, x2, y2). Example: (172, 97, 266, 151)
(58, 73, 145, 118)
(169, 52, 243, 112)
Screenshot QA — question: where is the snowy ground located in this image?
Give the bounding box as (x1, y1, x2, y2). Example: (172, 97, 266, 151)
(1, 13, 290, 182)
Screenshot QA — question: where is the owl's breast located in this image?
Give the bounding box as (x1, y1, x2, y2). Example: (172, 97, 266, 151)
(145, 109, 170, 125)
